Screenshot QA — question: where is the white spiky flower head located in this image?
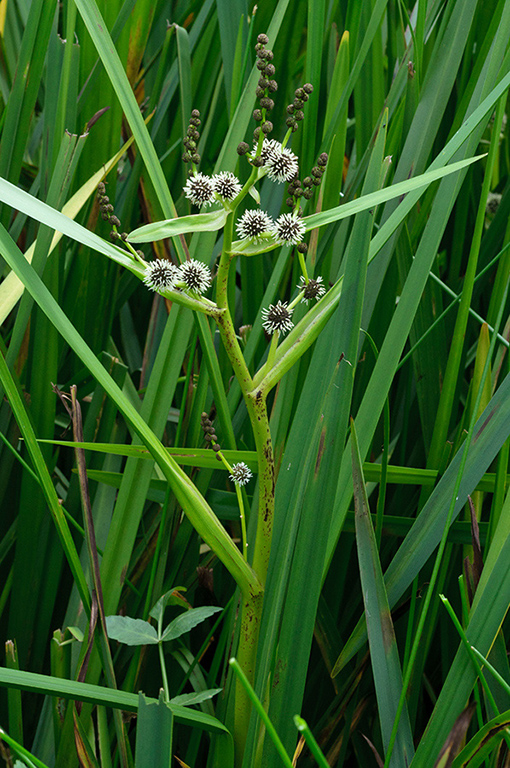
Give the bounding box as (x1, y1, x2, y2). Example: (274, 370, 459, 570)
(229, 462, 253, 486)
(212, 172, 242, 201)
(178, 259, 212, 294)
(262, 141, 299, 183)
(183, 172, 215, 208)
(236, 209, 273, 243)
(272, 213, 306, 245)
(256, 138, 281, 164)
(297, 275, 326, 304)
(143, 259, 181, 292)
(261, 300, 294, 335)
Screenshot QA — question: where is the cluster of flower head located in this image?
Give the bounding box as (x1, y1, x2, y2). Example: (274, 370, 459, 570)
(260, 275, 327, 336)
(143, 258, 212, 295)
(235, 208, 305, 247)
(182, 110, 201, 165)
(171, 33, 329, 335)
(184, 169, 242, 208)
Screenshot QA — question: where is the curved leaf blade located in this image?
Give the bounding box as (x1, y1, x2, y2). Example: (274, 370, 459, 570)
(129, 209, 229, 242)
(161, 606, 222, 643)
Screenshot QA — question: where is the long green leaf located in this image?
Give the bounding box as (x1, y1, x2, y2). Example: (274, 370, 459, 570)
(0, 666, 226, 733)
(352, 419, 414, 766)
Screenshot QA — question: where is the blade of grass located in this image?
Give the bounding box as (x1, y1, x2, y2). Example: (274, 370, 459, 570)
(351, 418, 414, 766)
(0, 665, 229, 734)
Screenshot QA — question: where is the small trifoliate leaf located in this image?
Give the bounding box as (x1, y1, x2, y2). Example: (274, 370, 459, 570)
(161, 606, 222, 642)
(169, 688, 223, 706)
(106, 615, 159, 646)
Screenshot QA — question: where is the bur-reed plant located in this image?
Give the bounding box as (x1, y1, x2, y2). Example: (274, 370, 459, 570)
(1, 1, 510, 767)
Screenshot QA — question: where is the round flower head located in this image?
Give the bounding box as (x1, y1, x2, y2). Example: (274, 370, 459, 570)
(261, 300, 294, 335)
(273, 213, 306, 245)
(297, 275, 326, 304)
(229, 462, 253, 486)
(178, 259, 212, 294)
(236, 209, 273, 243)
(212, 172, 242, 201)
(257, 138, 281, 164)
(143, 259, 180, 292)
(183, 173, 215, 208)
(263, 142, 299, 183)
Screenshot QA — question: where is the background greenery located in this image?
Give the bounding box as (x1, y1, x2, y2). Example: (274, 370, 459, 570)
(0, 0, 510, 766)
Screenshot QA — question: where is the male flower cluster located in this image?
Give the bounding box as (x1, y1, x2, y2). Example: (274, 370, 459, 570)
(182, 109, 201, 165)
(251, 33, 278, 143)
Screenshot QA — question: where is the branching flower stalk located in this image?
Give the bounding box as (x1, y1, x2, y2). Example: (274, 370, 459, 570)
(215, 210, 275, 759)
(206, 38, 325, 761)
(115, 32, 328, 764)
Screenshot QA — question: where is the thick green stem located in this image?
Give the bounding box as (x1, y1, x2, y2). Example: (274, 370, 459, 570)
(215, 213, 276, 764)
(215, 218, 275, 585)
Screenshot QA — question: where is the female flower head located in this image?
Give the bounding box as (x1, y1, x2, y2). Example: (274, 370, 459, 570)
(258, 139, 299, 183)
(272, 213, 306, 245)
(261, 300, 294, 335)
(143, 259, 180, 292)
(184, 172, 215, 208)
(178, 259, 212, 294)
(297, 275, 326, 304)
(236, 209, 273, 243)
(229, 462, 253, 486)
(212, 172, 242, 201)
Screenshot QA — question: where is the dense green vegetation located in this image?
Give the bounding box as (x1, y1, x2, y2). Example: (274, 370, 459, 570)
(1, 0, 510, 766)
